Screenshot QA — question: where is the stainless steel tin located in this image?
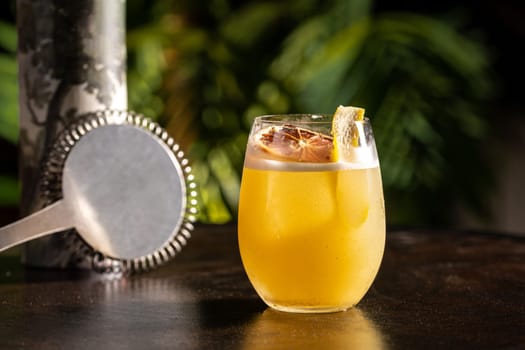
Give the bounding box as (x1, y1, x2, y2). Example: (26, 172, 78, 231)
(17, 0, 128, 269)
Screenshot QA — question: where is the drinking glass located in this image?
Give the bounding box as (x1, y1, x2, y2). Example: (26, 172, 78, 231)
(238, 114, 385, 313)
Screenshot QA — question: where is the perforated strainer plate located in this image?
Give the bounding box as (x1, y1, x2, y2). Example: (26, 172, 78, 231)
(39, 110, 198, 274)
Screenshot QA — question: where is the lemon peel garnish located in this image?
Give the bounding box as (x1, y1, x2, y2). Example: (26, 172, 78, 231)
(331, 105, 365, 162)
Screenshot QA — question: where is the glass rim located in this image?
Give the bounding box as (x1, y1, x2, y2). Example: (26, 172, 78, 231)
(254, 114, 371, 124)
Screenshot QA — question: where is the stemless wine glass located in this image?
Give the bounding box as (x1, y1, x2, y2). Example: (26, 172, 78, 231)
(238, 113, 385, 313)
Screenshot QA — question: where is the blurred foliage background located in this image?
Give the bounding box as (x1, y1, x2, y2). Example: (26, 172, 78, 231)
(1, 0, 523, 227)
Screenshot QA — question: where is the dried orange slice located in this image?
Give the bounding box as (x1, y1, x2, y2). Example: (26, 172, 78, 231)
(331, 105, 365, 162)
(255, 125, 333, 163)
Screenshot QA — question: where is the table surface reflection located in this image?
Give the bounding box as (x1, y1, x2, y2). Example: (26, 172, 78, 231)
(0, 224, 524, 349)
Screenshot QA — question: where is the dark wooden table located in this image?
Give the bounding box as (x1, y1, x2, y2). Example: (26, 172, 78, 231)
(1, 223, 524, 349)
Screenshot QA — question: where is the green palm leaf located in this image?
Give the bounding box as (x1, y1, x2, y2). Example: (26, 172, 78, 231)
(270, 11, 494, 224)
(0, 20, 18, 144)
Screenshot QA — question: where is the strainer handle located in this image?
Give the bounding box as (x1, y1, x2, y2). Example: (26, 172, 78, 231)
(0, 200, 73, 253)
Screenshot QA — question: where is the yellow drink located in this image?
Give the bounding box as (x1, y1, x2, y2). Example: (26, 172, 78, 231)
(238, 159, 385, 312)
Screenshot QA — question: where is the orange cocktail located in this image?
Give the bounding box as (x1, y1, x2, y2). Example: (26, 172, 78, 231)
(238, 109, 385, 313)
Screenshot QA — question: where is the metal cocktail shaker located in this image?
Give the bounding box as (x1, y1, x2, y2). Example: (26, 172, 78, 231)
(17, 0, 127, 269)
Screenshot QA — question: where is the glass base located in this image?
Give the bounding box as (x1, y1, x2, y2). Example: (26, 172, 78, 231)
(265, 301, 354, 314)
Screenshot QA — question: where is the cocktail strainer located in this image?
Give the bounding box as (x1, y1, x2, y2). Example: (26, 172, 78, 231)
(0, 110, 198, 274)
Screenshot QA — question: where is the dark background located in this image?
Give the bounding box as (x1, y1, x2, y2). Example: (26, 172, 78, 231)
(0, 0, 524, 231)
